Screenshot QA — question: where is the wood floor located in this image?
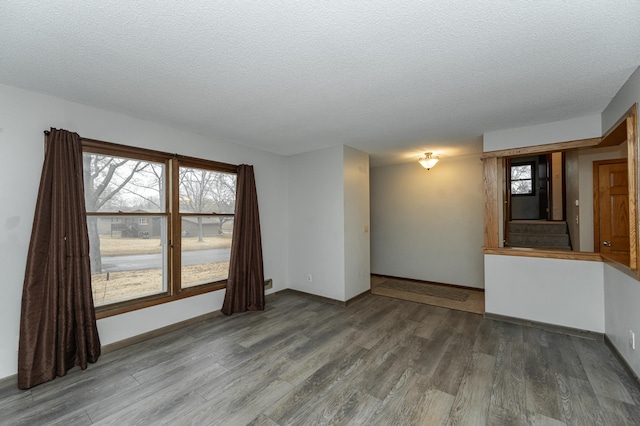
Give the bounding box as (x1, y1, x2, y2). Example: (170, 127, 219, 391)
(370, 275, 485, 315)
(1, 291, 640, 425)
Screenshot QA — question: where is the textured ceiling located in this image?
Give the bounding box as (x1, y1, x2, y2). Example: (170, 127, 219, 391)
(1, 1, 639, 166)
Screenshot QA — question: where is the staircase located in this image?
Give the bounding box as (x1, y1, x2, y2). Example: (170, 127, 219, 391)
(507, 220, 572, 250)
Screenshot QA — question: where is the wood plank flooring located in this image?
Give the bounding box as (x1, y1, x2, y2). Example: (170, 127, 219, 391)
(1, 291, 639, 425)
(370, 275, 485, 315)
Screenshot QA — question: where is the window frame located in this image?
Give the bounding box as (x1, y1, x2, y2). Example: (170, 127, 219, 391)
(82, 138, 237, 319)
(510, 161, 535, 196)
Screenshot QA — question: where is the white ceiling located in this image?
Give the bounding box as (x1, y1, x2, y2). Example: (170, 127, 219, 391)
(1, 1, 639, 167)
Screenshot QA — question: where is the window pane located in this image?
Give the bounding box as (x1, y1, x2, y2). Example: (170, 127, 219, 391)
(88, 215, 168, 306)
(511, 180, 533, 195)
(511, 165, 532, 180)
(181, 216, 233, 288)
(179, 167, 236, 214)
(83, 153, 166, 213)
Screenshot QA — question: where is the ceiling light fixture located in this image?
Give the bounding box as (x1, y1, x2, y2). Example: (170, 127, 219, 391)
(418, 152, 439, 170)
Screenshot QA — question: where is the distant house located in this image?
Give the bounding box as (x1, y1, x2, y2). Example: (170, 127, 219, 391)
(96, 214, 227, 238)
(96, 210, 162, 238)
(181, 216, 221, 237)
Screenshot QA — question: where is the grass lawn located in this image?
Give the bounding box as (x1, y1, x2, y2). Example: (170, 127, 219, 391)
(92, 235, 231, 306)
(99, 235, 232, 256)
(91, 261, 229, 306)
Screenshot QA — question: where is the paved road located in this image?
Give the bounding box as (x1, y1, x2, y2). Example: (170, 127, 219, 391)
(101, 247, 231, 272)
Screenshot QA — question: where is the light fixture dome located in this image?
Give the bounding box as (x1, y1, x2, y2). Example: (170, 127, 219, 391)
(418, 152, 439, 170)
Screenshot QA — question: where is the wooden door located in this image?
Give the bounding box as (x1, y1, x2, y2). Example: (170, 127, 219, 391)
(594, 159, 629, 263)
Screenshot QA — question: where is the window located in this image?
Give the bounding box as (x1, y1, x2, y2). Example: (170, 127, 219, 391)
(82, 140, 237, 317)
(178, 163, 236, 288)
(510, 162, 534, 195)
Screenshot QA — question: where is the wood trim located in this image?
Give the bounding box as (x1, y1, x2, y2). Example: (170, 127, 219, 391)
(483, 247, 603, 262)
(95, 282, 227, 319)
(481, 137, 601, 159)
(626, 105, 639, 273)
(177, 156, 237, 174)
(82, 138, 171, 163)
(171, 155, 181, 294)
(483, 157, 500, 247)
(82, 137, 237, 171)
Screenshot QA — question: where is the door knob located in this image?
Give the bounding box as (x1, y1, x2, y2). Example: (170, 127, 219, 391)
(603, 241, 612, 247)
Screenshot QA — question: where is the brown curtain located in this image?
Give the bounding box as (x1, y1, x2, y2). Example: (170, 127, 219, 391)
(18, 128, 101, 389)
(222, 165, 265, 315)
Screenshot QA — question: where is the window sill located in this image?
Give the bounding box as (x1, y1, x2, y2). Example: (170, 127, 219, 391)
(95, 282, 227, 319)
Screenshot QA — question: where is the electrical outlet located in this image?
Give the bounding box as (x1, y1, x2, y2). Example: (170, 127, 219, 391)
(307, 274, 313, 283)
(631, 330, 636, 350)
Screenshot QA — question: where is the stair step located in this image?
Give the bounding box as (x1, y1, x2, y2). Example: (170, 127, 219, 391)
(508, 244, 572, 251)
(508, 221, 568, 235)
(509, 232, 570, 247)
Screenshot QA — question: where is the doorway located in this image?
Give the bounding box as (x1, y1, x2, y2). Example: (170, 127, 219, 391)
(504, 152, 568, 249)
(594, 159, 630, 265)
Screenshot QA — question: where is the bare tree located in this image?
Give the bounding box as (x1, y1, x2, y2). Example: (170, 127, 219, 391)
(210, 172, 236, 233)
(179, 168, 216, 241)
(179, 168, 236, 240)
(510, 164, 533, 195)
(83, 154, 150, 273)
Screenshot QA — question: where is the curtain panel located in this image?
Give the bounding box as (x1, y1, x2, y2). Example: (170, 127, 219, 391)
(222, 164, 265, 315)
(18, 128, 101, 389)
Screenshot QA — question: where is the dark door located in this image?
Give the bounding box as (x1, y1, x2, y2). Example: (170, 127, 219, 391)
(538, 154, 550, 220)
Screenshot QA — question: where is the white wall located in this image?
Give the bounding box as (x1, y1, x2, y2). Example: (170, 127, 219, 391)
(0, 83, 289, 379)
(602, 67, 640, 130)
(287, 146, 346, 301)
(343, 146, 371, 300)
(482, 113, 610, 335)
(604, 264, 640, 376)
(370, 153, 485, 288)
(485, 255, 605, 332)
(601, 65, 640, 378)
(483, 114, 601, 152)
